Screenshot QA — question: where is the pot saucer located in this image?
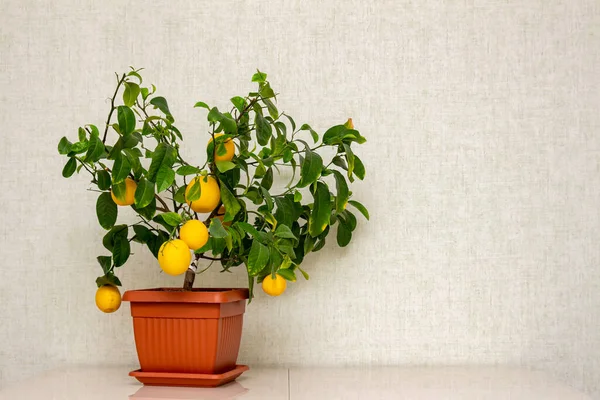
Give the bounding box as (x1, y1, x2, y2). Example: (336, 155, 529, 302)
(129, 365, 249, 387)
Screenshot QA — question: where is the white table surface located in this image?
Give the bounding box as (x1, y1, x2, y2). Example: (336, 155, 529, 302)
(0, 365, 590, 400)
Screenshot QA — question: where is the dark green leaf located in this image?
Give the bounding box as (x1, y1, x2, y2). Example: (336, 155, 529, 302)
(341, 210, 358, 231)
(132, 197, 156, 220)
(102, 224, 128, 251)
(173, 186, 187, 203)
(300, 124, 318, 143)
(97, 256, 112, 274)
(68, 141, 89, 155)
(62, 158, 77, 178)
(284, 114, 296, 132)
(194, 237, 213, 253)
(111, 180, 127, 202)
(96, 192, 117, 230)
(132, 225, 154, 243)
(263, 98, 278, 119)
(248, 240, 269, 276)
(348, 200, 369, 220)
(255, 112, 272, 146)
(332, 170, 349, 212)
(277, 268, 296, 282)
(308, 181, 331, 237)
(58, 137, 72, 155)
(84, 134, 104, 163)
(261, 187, 274, 211)
(147, 143, 176, 183)
(209, 218, 228, 238)
(313, 237, 326, 252)
(261, 167, 273, 190)
(297, 149, 323, 188)
(150, 96, 172, 117)
(303, 234, 315, 254)
(123, 82, 140, 107)
(117, 106, 136, 135)
(332, 155, 348, 170)
(343, 143, 355, 179)
(134, 177, 155, 208)
(322, 125, 346, 145)
(194, 101, 210, 109)
(176, 165, 201, 176)
(147, 230, 169, 258)
(235, 221, 262, 240)
(112, 235, 131, 267)
(336, 220, 352, 247)
(97, 170, 111, 190)
(96, 273, 122, 287)
(220, 184, 241, 222)
(112, 153, 131, 183)
(230, 96, 246, 112)
(156, 167, 175, 193)
(354, 155, 365, 180)
(156, 212, 182, 226)
(274, 224, 297, 240)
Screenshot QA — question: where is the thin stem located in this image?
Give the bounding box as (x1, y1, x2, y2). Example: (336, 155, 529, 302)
(155, 195, 170, 212)
(103, 73, 126, 144)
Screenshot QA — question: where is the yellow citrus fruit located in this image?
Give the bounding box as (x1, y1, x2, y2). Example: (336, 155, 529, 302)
(185, 176, 221, 213)
(262, 274, 287, 296)
(158, 239, 191, 276)
(179, 220, 209, 251)
(216, 205, 231, 227)
(95, 285, 122, 313)
(111, 178, 137, 206)
(209, 133, 235, 162)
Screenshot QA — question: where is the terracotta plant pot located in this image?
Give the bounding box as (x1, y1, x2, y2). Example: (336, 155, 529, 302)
(123, 288, 249, 387)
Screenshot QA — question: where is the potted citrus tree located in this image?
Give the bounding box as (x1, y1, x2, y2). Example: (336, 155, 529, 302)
(58, 68, 369, 387)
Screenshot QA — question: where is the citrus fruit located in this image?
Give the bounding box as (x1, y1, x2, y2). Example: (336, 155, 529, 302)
(158, 239, 192, 276)
(179, 220, 209, 251)
(95, 285, 122, 313)
(209, 133, 235, 162)
(185, 176, 221, 213)
(262, 274, 287, 296)
(216, 205, 231, 227)
(111, 178, 137, 206)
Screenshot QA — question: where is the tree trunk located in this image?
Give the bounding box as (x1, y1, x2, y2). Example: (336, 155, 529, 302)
(183, 268, 195, 291)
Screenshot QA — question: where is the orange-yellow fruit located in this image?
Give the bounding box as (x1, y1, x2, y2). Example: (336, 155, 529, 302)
(111, 178, 137, 206)
(185, 176, 221, 213)
(209, 133, 235, 162)
(95, 285, 122, 313)
(216, 205, 231, 227)
(158, 239, 191, 276)
(179, 220, 209, 251)
(262, 274, 287, 296)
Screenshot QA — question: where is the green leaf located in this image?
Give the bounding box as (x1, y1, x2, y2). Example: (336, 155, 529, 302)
(97, 256, 112, 274)
(141, 87, 149, 100)
(176, 165, 201, 176)
(230, 96, 246, 112)
(284, 114, 296, 132)
(112, 235, 131, 267)
(132, 197, 156, 220)
(111, 153, 131, 183)
(297, 149, 323, 188)
(298, 266, 310, 280)
(336, 220, 352, 247)
(300, 124, 318, 143)
(97, 170, 111, 190)
(84, 134, 104, 163)
(303, 234, 315, 254)
(341, 210, 358, 231)
(117, 106, 136, 135)
(96, 274, 122, 287)
(354, 155, 365, 180)
(274, 224, 297, 240)
(259, 82, 275, 99)
(68, 141, 89, 156)
(261, 187, 274, 211)
(78, 128, 87, 142)
(332, 170, 349, 212)
(293, 190, 302, 202)
(156, 212, 182, 226)
(277, 268, 296, 282)
(248, 241, 270, 276)
(261, 167, 273, 190)
(348, 200, 369, 220)
(134, 177, 155, 208)
(343, 143, 355, 179)
(156, 167, 175, 193)
(111, 180, 126, 202)
(234, 221, 262, 241)
(313, 237, 326, 252)
(173, 185, 187, 203)
(220, 184, 241, 222)
(150, 96, 172, 117)
(96, 192, 117, 230)
(102, 224, 128, 251)
(195, 237, 213, 253)
(147, 230, 169, 258)
(216, 161, 236, 173)
(332, 155, 348, 170)
(62, 158, 77, 178)
(186, 178, 201, 201)
(209, 218, 228, 238)
(308, 182, 331, 237)
(123, 82, 140, 107)
(263, 98, 278, 119)
(194, 101, 210, 110)
(255, 112, 272, 146)
(147, 143, 176, 183)
(251, 70, 267, 82)
(132, 225, 154, 243)
(58, 137, 72, 154)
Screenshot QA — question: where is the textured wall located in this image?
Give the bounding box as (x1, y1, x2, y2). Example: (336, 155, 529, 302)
(1, 0, 600, 396)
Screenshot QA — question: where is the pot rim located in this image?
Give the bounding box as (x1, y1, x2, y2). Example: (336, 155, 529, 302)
(122, 287, 249, 304)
